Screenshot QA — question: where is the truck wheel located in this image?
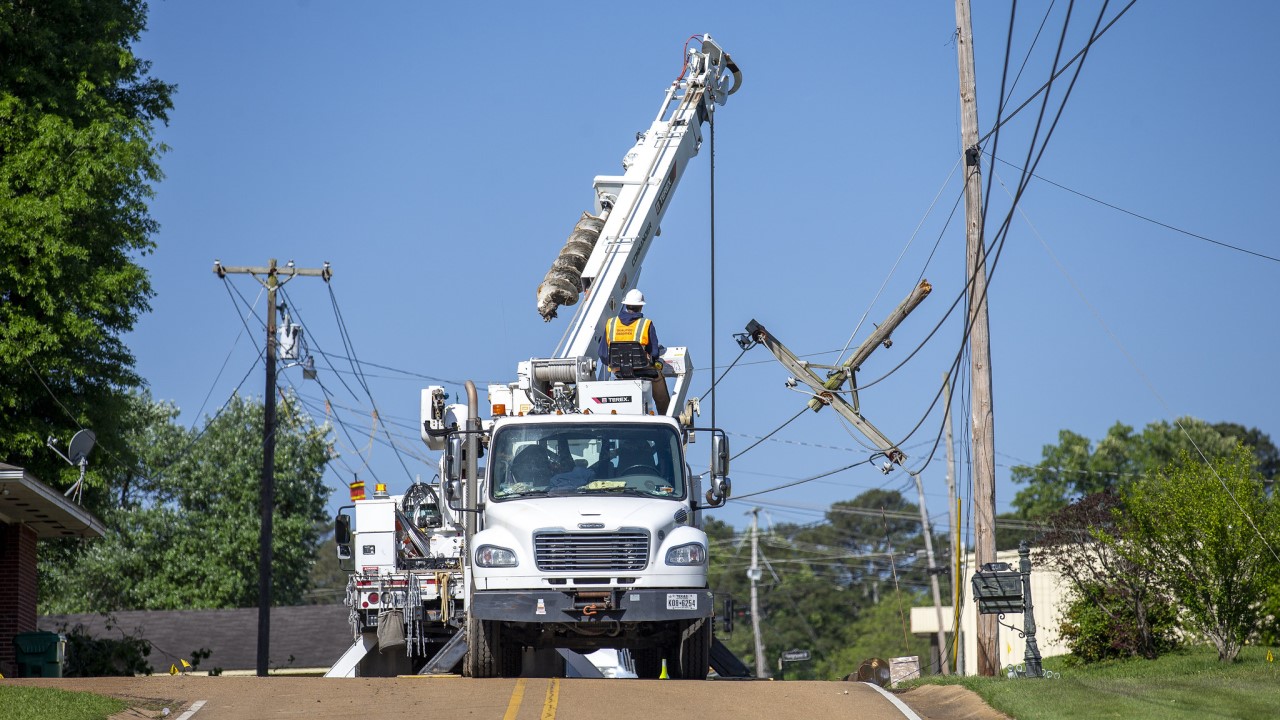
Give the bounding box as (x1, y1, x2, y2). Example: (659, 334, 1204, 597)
(464, 616, 504, 678)
(675, 619, 711, 680)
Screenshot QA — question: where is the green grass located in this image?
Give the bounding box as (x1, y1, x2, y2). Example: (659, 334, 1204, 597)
(0, 685, 127, 720)
(906, 645, 1280, 720)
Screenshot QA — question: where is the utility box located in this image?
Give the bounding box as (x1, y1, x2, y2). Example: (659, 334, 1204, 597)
(972, 562, 1023, 614)
(13, 631, 65, 678)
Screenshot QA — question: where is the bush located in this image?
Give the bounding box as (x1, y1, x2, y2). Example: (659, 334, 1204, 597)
(1059, 582, 1179, 665)
(55, 618, 153, 677)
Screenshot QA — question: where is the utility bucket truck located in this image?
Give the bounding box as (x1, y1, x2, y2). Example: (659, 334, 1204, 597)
(423, 34, 743, 680)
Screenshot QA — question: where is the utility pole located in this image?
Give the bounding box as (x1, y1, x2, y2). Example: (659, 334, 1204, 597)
(911, 472, 949, 675)
(954, 0, 1000, 676)
(748, 508, 768, 678)
(943, 373, 963, 675)
(213, 258, 332, 677)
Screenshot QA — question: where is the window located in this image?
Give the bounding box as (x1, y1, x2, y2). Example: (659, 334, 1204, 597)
(490, 423, 683, 501)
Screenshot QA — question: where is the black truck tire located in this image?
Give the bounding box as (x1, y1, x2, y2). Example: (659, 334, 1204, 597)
(675, 618, 711, 680)
(465, 616, 521, 677)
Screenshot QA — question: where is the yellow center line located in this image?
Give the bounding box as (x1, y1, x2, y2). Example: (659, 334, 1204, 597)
(503, 678, 527, 720)
(541, 677, 560, 720)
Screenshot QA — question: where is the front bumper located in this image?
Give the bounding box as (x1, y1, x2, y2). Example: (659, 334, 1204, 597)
(470, 588, 714, 623)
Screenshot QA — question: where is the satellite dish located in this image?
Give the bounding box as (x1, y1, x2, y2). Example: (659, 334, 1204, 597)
(68, 429, 96, 465)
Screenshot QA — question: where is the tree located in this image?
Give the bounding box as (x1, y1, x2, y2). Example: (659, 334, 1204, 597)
(1010, 418, 1246, 520)
(1036, 492, 1179, 662)
(0, 0, 173, 488)
(1113, 444, 1280, 662)
(40, 392, 333, 612)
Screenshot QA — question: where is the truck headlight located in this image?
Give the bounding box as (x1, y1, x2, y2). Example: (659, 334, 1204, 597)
(664, 542, 706, 566)
(475, 545, 518, 568)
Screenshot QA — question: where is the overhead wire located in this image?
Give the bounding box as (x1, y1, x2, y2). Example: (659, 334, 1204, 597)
(988, 152, 1280, 264)
(195, 282, 265, 425)
(975, 0, 1139, 147)
(980, 0, 1018, 236)
(326, 284, 418, 483)
(728, 458, 874, 501)
(730, 407, 808, 461)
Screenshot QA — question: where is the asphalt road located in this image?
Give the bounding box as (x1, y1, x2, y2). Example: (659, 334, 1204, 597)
(9, 676, 1008, 720)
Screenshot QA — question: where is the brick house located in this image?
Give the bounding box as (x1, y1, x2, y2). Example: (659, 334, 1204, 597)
(0, 462, 105, 676)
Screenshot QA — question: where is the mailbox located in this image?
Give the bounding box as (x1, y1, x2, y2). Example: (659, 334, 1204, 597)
(971, 562, 1023, 614)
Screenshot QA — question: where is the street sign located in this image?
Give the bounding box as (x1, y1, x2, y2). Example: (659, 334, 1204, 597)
(780, 649, 811, 662)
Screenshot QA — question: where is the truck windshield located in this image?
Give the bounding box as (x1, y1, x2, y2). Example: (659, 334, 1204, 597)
(490, 423, 684, 501)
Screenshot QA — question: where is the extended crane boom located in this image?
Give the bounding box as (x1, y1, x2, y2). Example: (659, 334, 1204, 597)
(536, 34, 741, 371)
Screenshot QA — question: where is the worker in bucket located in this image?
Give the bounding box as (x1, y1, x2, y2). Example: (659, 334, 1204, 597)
(598, 288, 671, 414)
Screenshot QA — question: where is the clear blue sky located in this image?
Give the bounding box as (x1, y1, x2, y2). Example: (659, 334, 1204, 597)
(128, 2, 1280, 536)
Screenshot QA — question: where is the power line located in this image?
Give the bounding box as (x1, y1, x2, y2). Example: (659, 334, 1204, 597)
(730, 407, 808, 461)
(976, 0, 1139, 147)
(989, 152, 1280, 263)
(729, 458, 872, 501)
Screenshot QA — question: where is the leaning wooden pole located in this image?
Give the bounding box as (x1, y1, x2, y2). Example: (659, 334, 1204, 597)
(806, 279, 932, 413)
(955, 0, 1000, 676)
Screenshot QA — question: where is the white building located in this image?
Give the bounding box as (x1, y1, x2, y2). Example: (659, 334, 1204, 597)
(911, 548, 1073, 676)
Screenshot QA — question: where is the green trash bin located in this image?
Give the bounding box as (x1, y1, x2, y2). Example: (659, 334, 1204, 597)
(13, 631, 65, 678)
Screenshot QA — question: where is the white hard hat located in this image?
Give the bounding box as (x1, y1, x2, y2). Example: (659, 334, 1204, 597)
(623, 288, 645, 306)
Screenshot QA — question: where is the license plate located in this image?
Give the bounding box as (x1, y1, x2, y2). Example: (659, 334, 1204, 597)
(666, 593, 697, 610)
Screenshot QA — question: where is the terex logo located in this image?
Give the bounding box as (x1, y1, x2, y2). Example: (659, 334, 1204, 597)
(592, 396, 633, 404)
(655, 164, 676, 211)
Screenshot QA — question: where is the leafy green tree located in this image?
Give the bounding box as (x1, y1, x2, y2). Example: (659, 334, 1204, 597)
(1112, 444, 1279, 662)
(0, 0, 173, 487)
(1010, 419, 1245, 520)
(40, 392, 333, 612)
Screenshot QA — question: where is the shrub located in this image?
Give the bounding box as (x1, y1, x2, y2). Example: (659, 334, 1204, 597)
(55, 618, 153, 677)
(1059, 582, 1179, 665)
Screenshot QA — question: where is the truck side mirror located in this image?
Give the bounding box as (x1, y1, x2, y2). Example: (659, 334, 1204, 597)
(712, 433, 730, 477)
(445, 434, 463, 483)
(711, 430, 732, 476)
(335, 513, 352, 560)
(706, 432, 731, 505)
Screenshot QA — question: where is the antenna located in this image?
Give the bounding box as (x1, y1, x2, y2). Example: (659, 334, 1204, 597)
(47, 429, 96, 504)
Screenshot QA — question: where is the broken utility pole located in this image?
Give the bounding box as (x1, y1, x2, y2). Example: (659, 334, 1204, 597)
(740, 278, 932, 469)
(213, 258, 332, 677)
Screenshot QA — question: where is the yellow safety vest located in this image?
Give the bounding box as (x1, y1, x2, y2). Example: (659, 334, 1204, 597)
(607, 317, 651, 346)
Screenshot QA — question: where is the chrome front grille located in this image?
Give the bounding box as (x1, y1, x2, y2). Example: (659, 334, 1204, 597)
(534, 531, 650, 572)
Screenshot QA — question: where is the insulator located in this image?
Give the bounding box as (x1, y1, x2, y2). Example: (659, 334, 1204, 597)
(536, 212, 604, 321)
